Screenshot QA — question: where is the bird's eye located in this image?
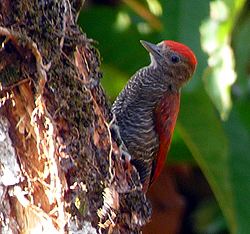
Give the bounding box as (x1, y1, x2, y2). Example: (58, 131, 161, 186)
(170, 55, 180, 64)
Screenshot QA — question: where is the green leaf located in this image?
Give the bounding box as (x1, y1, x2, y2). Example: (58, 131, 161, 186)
(177, 89, 236, 233)
(200, 0, 246, 120)
(223, 104, 250, 234)
(231, 2, 250, 98)
(202, 43, 236, 121)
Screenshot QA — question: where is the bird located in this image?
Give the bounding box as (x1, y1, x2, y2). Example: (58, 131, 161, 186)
(112, 40, 197, 192)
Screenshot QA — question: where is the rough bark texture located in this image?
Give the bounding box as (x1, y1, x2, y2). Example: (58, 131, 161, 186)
(0, 0, 151, 233)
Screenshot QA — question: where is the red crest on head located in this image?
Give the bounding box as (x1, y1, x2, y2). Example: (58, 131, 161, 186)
(163, 40, 197, 67)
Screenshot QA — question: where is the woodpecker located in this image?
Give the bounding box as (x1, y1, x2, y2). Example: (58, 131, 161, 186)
(112, 40, 197, 192)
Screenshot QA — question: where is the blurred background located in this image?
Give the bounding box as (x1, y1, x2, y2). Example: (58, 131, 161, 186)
(78, 0, 250, 233)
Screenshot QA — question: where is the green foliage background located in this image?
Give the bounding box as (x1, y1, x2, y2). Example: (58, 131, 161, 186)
(78, 0, 250, 233)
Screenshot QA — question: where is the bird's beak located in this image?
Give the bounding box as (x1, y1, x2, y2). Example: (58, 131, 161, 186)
(140, 40, 163, 58)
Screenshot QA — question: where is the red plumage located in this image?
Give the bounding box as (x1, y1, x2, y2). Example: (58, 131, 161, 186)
(164, 40, 197, 67)
(151, 91, 180, 186)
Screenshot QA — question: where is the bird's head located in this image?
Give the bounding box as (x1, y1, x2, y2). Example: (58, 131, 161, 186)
(140, 40, 197, 88)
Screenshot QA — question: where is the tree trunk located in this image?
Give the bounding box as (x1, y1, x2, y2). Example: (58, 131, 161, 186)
(0, 0, 151, 233)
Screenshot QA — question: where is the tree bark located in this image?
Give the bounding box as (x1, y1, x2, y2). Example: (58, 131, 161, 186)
(0, 0, 151, 233)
